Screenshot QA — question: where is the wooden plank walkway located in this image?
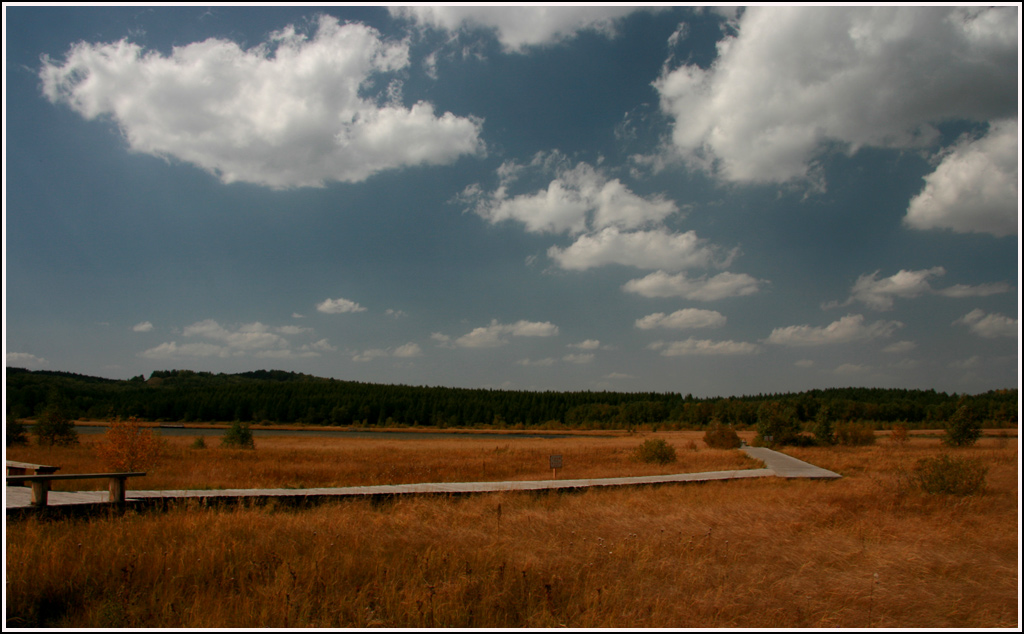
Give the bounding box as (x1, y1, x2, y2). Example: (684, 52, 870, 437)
(5, 447, 839, 512)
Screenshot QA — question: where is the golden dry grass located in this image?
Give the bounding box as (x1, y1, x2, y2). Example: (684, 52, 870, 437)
(4, 428, 756, 490)
(4, 430, 1019, 628)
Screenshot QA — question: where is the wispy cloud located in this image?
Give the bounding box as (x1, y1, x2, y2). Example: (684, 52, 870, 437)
(827, 267, 1011, 310)
(954, 309, 1018, 338)
(449, 319, 559, 348)
(635, 308, 726, 330)
(649, 338, 760, 356)
(7, 352, 48, 368)
(132, 321, 154, 332)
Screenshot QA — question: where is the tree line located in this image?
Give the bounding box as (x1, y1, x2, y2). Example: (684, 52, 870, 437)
(5, 367, 1017, 430)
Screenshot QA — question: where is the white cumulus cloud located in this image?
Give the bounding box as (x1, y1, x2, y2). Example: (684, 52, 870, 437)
(466, 159, 678, 235)
(905, 119, 1019, 237)
(452, 319, 559, 348)
(954, 309, 1018, 338)
(141, 318, 332, 360)
(622, 270, 763, 300)
(767, 314, 902, 346)
(390, 6, 640, 52)
(635, 309, 726, 330)
(548, 227, 727, 272)
(656, 7, 1017, 186)
(317, 297, 367, 314)
(132, 321, 154, 332)
(40, 15, 483, 188)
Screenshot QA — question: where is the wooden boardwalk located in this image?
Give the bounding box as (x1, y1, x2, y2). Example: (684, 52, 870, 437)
(5, 447, 839, 513)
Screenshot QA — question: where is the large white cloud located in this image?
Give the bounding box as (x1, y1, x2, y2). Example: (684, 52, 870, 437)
(656, 7, 1018, 185)
(636, 309, 726, 330)
(954, 309, 1018, 338)
(904, 119, 1019, 237)
(767, 314, 902, 346)
(40, 15, 483, 188)
(390, 6, 640, 52)
(622, 270, 764, 300)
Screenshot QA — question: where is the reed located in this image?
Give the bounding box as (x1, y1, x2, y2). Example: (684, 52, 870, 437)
(5, 432, 1018, 628)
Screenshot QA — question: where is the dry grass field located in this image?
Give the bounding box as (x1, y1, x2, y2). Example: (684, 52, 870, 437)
(4, 427, 1020, 628)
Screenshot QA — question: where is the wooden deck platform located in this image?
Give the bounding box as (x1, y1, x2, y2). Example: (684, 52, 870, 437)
(5, 447, 840, 514)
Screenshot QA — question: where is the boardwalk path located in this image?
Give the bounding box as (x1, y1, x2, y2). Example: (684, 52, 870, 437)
(5, 447, 839, 512)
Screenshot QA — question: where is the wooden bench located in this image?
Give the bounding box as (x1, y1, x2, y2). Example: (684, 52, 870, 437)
(6, 460, 61, 478)
(5, 472, 146, 507)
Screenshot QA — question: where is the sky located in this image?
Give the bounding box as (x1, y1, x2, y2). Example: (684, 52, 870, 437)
(3, 5, 1020, 398)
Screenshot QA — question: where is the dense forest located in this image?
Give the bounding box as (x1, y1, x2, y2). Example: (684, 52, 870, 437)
(5, 367, 1018, 430)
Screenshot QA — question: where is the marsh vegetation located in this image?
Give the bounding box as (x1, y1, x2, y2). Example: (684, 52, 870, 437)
(5, 429, 1018, 628)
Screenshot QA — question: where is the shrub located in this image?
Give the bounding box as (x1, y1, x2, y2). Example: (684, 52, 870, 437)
(95, 417, 166, 472)
(221, 421, 255, 449)
(34, 406, 79, 446)
(190, 436, 207, 449)
(834, 422, 876, 446)
(704, 424, 742, 450)
(943, 402, 982, 447)
(633, 438, 676, 464)
(889, 423, 909, 446)
(915, 454, 987, 496)
(6, 418, 29, 447)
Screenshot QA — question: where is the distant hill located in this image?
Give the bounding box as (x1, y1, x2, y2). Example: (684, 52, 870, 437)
(5, 367, 1017, 430)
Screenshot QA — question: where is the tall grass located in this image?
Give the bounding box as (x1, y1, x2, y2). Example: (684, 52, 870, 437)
(4, 430, 757, 491)
(5, 433, 1018, 628)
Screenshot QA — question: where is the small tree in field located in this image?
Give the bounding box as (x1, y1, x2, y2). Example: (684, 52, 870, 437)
(943, 401, 982, 447)
(95, 417, 165, 472)
(34, 406, 79, 446)
(221, 420, 255, 449)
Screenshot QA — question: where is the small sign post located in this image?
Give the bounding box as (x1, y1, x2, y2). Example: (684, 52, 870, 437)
(549, 454, 562, 479)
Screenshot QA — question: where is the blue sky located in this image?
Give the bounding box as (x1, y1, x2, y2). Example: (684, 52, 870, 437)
(4, 6, 1020, 397)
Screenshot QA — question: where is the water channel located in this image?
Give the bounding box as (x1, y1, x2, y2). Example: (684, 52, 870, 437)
(70, 424, 575, 441)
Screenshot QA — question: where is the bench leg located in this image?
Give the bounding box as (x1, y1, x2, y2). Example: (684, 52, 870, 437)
(30, 480, 50, 507)
(108, 477, 127, 504)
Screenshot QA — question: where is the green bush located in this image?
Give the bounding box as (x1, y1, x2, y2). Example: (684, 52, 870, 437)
(704, 424, 742, 449)
(915, 454, 987, 495)
(834, 422, 876, 446)
(633, 438, 677, 464)
(812, 405, 835, 446)
(220, 421, 255, 449)
(34, 407, 79, 446)
(943, 402, 982, 447)
(190, 436, 207, 449)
